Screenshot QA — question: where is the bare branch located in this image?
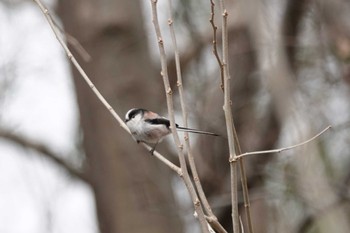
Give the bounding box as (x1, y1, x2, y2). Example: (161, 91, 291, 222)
(209, 0, 224, 91)
(233, 126, 254, 233)
(150, 0, 209, 232)
(167, 0, 227, 232)
(218, 0, 240, 231)
(32, 0, 180, 175)
(0, 128, 89, 183)
(236, 125, 332, 159)
(33, 0, 126, 130)
(142, 142, 182, 174)
(51, 17, 91, 62)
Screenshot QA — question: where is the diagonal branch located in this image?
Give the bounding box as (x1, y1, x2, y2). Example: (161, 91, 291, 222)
(32, 0, 181, 175)
(0, 128, 90, 183)
(51, 18, 91, 62)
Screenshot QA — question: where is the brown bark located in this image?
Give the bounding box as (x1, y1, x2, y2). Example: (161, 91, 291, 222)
(57, 1, 183, 232)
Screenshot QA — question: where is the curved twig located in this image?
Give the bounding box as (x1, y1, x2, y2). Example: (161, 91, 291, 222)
(236, 126, 331, 159)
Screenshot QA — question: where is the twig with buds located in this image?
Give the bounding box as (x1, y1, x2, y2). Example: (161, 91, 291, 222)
(167, 0, 227, 232)
(150, 0, 210, 232)
(218, 0, 240, 232)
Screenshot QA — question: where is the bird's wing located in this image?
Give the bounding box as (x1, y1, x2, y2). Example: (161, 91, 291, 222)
(145, 118, 171, 128)
(144, 111, 180, 129)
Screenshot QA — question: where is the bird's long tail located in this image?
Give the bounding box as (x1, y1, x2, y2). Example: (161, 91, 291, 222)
(176, 126, 219, 136)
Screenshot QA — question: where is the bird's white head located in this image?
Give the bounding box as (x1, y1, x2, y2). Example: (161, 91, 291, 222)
(125, 108, 145, 123)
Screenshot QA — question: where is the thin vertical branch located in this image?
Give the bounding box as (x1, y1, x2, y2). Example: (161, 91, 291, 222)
(218, 0, 240, 232)
(150, 1, 209, 232)
(209, 1, 253, 231)
(234, 127, 254, 233)
(166, 1, 227, 232)
(209, 0, 225, 91)
(32, 0, 181, 174)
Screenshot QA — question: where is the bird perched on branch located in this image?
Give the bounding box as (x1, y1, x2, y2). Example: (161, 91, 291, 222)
(125, 108, 219, 154)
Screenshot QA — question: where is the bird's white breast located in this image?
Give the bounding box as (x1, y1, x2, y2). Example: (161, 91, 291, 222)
(126, 115, 171, 144)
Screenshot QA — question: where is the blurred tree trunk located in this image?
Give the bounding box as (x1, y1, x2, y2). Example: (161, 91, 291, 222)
(57, 1, 183, 233)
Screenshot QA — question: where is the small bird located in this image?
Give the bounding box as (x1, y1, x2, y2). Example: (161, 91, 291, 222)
(125, 108, 219, 154)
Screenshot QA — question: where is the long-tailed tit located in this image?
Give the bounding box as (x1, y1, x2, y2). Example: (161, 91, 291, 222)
(125, 108, 219, 154)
